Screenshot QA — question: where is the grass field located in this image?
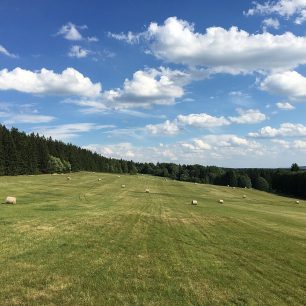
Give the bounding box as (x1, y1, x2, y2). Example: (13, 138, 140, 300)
(0, 172, 305, 305)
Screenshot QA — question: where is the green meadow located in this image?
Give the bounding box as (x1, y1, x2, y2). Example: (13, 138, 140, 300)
(0, 172, 305, 305)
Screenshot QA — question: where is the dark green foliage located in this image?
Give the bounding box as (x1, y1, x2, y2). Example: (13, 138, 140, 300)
(291, 163, 300, 172)
(47, 156, 64, 173)
(254, 176, 270, 192)
(237, 174, 252, 188)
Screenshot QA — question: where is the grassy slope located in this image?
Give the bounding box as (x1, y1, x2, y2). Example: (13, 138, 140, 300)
(0, 172, 305, 305)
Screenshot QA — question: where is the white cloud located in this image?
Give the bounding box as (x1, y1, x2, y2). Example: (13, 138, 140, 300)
(0, 67, 102, 97)
(114, 67, 188, 107)
(114, 17, 306, 73)
(262, 17, 280, 30)
(181, 139, 212, 151)
(57, 22, 85, 41)
(87, 36, 99, 42)
(69, 67, 189, 111)
(295, 9, 306, 23)
(68, 45, 90, 58)
(57, 22, 98, 42)
(246, 0, 306, 24)
(33, 123, 113, 141)
(108, 31, 144, 44)
(271, 139, 290, 148)
(85, 136, 306, 167)
(0, 45, 17, 58)
(202, 134, 260, 148)
(177, 113, 230, 128)
(144, 109, 264, 137)
(276, 101, 295, 110)
(293, 140, 306, 149)
(249, 122, 306, 138)
(0, 112, 55, 124)
(146, 120, 180, 135)
(145, 113, 230, 136)
(228, 108, 266, 124)
(261, 70, 306, 101)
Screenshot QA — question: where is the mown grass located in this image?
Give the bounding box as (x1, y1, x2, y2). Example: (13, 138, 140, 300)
(0, 172, 305, 305)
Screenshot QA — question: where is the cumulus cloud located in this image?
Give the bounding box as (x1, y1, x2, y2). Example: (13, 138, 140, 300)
(111, 17, 306, 73)
(228, 108, 266, 124)
(276, 102, 295, 110)
(0, 45, 17, 58)
(67, 67, 189, 111)
(84, 134, 262, 166)
(177, 113, 230, 128)
(0, 67, 102, 97)
(57, 22, 98, 42)
(57, 22, 86, 41)
(246, 0, 306, 24)
(293, 140, 306, 149)
(145, 113, 230, 136)
(249, 122, 306, 138)
(84, 142, 179, 162)
(146, 120, 180, 135)
(262, 17, 280, 30)
(144, 109, 264, 136)
(260, 70, 306, 101)
(271, 139, 290, 148)
(87, 36, 99, 42)
(68, 45, 90, 58)
(113, 67, 188, 107)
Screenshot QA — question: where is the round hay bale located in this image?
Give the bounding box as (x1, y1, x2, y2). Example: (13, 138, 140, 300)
(219, 199, 224, 204)
(227, 185, 230, 187)
(296, 200, 300, 204)
(5, 196, 16, 204)
(117, 175, 121, 178)
(191, 200, 198, 205)
(121, 184, 126, 188)
(243, 195, 247, 198)
(145, 189, 150, 193)
(98, 178, 102, 181)
(67, 177, 71, 181)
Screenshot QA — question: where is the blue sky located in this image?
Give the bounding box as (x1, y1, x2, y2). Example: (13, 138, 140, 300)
(1, 0, 306, 167)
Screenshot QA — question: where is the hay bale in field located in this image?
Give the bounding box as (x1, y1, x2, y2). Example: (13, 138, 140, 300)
(191, 200, 198, 205)
(232, 187, 236, 189)
(51, 173, 58, 176)
(5, 196, 16, 204)
(243, 195, 247, 198)
(296, 200, 300, 204)
(219, 199, 224, 204)
(98, 178, 102, 181)
(67, 176, 71, 181)
(227, 185, 230, 187)
(121, 184, 125, 188)
(145, 188, 150, 193)
(117, 175, 121, 178)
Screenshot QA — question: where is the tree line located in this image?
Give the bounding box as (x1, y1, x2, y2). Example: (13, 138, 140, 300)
(0, 124, 305, 198)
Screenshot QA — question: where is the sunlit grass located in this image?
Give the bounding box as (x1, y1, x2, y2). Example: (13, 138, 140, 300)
(0, 172, 305, 305)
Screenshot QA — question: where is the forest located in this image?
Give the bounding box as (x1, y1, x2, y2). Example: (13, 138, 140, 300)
(0, 124, 305, 198)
